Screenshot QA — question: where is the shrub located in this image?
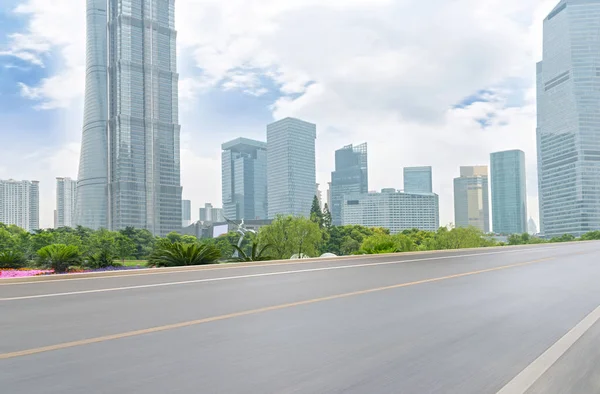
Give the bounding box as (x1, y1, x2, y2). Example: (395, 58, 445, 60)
(37, 244, 81, 273)
(0, 250, 27, 269)
(149, 242, 221, 267)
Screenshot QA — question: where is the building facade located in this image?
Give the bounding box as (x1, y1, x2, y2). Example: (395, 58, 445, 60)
(454, 166, 490, 232)
(267, 118, 316, 218)
(537, 0, 600, 237)
(341, 189, 439, 233)
(221, 138, 267, 221)
(490, 150, 527, 234)
(403, 166, 433, 194)
(330, 143, 368, 226)
(56, 177, 77, 228)
(199, 203, 224, 223)
(182, 200, 191, 227)
(0, 179, 39, 231)
(77, 0, 182, 236)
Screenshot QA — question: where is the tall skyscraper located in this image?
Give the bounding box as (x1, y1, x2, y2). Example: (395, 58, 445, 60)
(267, 118, 317, 218)
(221, 138, 267, 221)
(404, 166, 433, 194)
(0, 179, 39, 231)
(490, 150, 527, 234)
(454, 166, 490, 232)
(342, 188, 439, 233)
(537, 0, 600, 237)
(56, 177, 77, 229)
(182, 200, 191, 227)
(330, 143, 368, 226)
(76, 0, 182, 236)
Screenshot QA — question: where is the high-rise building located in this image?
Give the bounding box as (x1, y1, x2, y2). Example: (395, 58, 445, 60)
(182, 200, 191, 228)
(221, 138, 267, 221)
(404, 166, 433, 194)
(56, 177, 77, 229)
(0, 179, 39, 231)
(342, 188, 439, 233)
(537, 0, 600, 237)
(199, 203, 224, 223)
(267, 118, 316, 218)
(490, 150, 527, 234)
(330, 143, 368, 226)
(528, 217, 539, 235)
(454, 166, 490, 232)
(76, 0, 181, 236)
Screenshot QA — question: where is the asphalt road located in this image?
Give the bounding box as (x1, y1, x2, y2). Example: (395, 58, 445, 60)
(1, 242, 600, 393)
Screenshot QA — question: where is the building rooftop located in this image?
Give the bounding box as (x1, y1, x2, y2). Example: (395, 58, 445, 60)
(222, 137, 267, 152)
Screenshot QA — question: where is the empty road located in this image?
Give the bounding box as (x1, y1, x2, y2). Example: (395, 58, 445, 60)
(1, 242, 600, 393)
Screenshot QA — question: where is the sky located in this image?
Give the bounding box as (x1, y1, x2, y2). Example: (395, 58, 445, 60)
(0, 0, 558, 229)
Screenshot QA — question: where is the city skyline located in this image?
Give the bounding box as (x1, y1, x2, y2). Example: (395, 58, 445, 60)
(0, 1, 567, 231)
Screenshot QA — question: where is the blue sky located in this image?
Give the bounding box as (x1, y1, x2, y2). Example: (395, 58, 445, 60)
(0, 0, 558, 228)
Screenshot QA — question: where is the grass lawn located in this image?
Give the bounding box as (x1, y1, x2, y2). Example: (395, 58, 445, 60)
(122, 260, 148, 267)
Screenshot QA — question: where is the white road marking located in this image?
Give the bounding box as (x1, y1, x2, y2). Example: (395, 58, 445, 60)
(0, 245, 564, 287)
(0, 247, 560, 302)
(496, 303, 600, 394)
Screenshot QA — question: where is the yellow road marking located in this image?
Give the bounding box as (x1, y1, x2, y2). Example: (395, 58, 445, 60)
(0, 257, 553, 360)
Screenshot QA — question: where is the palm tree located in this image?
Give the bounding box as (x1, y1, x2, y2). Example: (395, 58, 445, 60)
(0, 250, 27, 269)
(37, 244, 81, 273)
(231, 241, 273, 262)
(149, 242, 221, 267)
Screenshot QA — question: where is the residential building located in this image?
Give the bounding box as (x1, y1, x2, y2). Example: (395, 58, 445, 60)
(56, 177, 77, 228)
(490, 150, 527, 234)
(221, 138, 267, 221)
(267, 118, 316, 218)
(182, 200, 191, 228)
(537, 0, 600, 237)
(404, 166, 433, 194)
(76, 0, 182, 236)
(454, 166, 490, 232)
(0, 179, 39, 231)
(341, 189, 439, 233)
(199, 203, 224, 223)
(330, 143, 368, 226)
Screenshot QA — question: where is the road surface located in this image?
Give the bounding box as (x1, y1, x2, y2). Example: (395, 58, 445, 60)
(1, 242, 600, 393)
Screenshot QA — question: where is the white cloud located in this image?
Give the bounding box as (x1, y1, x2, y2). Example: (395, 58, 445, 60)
(2, 0, 560, 229)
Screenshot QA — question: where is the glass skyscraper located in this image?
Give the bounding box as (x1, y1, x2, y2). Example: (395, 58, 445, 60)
(77, 0, 182, 236)
(222, 138, 268, 221)
(454, 166, 490, 233)
(56, 177, 78, 229)
(267, 118, 317, 218)
(404, 166, 433, 194)
(330, 143, 368, 226)
(490, 150, 527, 234)
(537, 0, 600, 237)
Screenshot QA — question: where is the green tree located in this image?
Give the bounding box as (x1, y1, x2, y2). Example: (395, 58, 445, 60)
(114, 234, 137, 262)
(258, 216, 322, 259)
(0, 250, 27, 269)
(149, 242, 221, 267)
(37, 244, 81, 273)
(120, 227, 155, 259)
(310, 196, 324, 228)
(360, 233, 398, 254)
(322, 203, 332, 229)
(581, 231, 600, 241)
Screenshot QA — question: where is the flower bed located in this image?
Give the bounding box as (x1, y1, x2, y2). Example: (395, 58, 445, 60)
(0, 269, 54, 278)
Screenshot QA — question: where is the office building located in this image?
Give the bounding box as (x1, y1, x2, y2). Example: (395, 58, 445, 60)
(490, 150, 527, 234)
(76, 0, 182, 236)
(267, 118, 316, 218)
(56, 177, 77, 228)
(182, 200, 191, 227)
(404, 166, 433, 194)
(537, 0, 600, 237)
(221, 138, 267, 221)
(342, 189, 439, 233)
(330, 143, 368, 226)
(454, 166, 490, 232)
(199, 203, 224, 223)
(0, 179, 39, 231)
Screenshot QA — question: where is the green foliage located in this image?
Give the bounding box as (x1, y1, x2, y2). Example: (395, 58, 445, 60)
(360, 233, 399, 254)
(114, 234, 136, 262)
(310, 196, 324, 228)
(37, 244, 81, 273)
(0, 250, 27, 269)
(549, 234, 576, 243)
(86, 250, 115, 269)
(231, 241, 273, 262)
(258, 215, 322, 259)
(322, 203, 332, 229)
(324, 225, 378, 255)
(581, 231, 600, 241)
(148, 242, 221, 267)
